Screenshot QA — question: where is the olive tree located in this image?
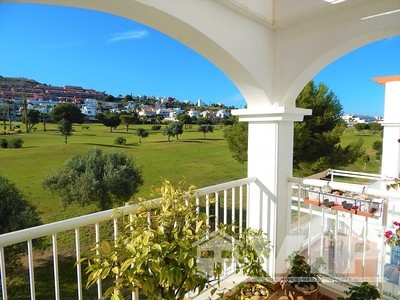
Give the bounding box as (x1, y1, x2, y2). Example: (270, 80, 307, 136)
(163, 121, 183, 142)
(42, 148, 144, 210)
(197, 124, 214, 139)
(58, 118, 73, 144)
(136, 127, 149, 144)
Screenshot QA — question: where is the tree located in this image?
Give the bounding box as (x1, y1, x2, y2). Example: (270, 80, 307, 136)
(369, 122, 383, 133)
(42, 148, 144, 210)
(0, 174, 42, 268)
(22, 93, 29, 133)
(23, 109, 41, 130)
(41, 112, 49, 132)
(58, 118, 73, 144)
(197, 117, 213, 125)
(178, 113, 192, 129)
(102, 95, 116, 102)
(197, 124, 214, 139)
(223, 121, 248, 164)
(136, 128, 149, 144)
(102, 112, 121, 132)
(5, 100, 14, 131)
(163, 121, 183, 141)
(354, 123, 369, 131)
(224, 81, 365, 176)
(0, 174, 42, 234)
(372, 140, 382, 160)
(119, 114, 134, 132)
(123, 94, 134, 102)
(50, 103, 84, 124)
(293, 81, 364, 176)
(1, 106, 6, 130)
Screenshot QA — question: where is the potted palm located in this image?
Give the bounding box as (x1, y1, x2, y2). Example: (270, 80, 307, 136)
(281, 251, 323, 300)
(79, 180, 272, 300)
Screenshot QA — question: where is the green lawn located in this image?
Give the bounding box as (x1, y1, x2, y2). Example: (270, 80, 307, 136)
(340, 128, 382, 174)
(0, 122, 247, 223)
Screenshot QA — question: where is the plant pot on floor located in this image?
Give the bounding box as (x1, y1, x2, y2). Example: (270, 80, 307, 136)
(281, 280, 319, 300)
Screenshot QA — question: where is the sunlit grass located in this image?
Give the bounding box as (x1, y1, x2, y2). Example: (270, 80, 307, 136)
(0, 122, 246, 223)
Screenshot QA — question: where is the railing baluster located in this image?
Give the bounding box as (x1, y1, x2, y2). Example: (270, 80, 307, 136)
(246, 183, 250, 230)
(215, 192, 219, 230)
(75, 228, 83, 300)
(223, 189, 227, 225)
(0, 246, 8, 300)
(196, 196, 200, 214)
(113, 218, 118, 244)
(27, 239, 36, 300)
(239, 185, 243, 233)
(95, 222, 102, 299)
(205, 194, 210, 227)
(231, 187, 235, 231)
(52, 233, 60, 300)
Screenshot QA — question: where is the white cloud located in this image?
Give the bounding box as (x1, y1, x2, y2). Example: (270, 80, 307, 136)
(107, 29, 149, 43)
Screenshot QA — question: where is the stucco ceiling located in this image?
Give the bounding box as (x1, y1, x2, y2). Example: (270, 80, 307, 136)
(218, 0, 400, 28)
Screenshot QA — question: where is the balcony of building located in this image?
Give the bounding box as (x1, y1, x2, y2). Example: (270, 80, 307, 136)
(1, 170, 399, 299)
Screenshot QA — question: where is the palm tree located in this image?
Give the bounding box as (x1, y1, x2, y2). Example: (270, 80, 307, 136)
(1, 106, 6, 130)
(5, 100, 14, 131)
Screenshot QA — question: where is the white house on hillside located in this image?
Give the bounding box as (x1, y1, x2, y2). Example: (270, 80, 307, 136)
(216, 109, 231, 119)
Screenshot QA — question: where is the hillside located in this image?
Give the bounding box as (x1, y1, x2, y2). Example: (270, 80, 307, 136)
(0, 75, 106, 101)
(0, 75, 41, 87)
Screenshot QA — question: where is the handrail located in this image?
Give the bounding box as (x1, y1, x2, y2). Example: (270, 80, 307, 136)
(329, 169, 382, 181)
(288, 176, 400, 201)
(0, 177, 257, 248)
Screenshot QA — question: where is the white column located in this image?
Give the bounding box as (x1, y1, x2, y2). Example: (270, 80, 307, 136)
(373, 76, 400, 179)
(233, 106, 311, 278)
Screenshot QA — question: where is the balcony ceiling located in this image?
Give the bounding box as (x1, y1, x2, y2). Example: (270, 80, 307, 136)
(218, 0, 400, 28)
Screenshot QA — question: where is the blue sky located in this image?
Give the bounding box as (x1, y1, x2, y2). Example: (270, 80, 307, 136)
(0, 3, 399, 116)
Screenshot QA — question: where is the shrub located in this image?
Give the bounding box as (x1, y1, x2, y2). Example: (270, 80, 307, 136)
(8, 138, 24, 148)
(114, 137, 127, 145)
(151, 125, 161, 130)
(0, 139, 8, 148)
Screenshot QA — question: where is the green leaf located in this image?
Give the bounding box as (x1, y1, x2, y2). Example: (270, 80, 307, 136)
(153, 243, 162, 252)
(188, 257, 194, 269)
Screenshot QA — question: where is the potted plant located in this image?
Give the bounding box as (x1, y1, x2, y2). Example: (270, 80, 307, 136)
(281, 251, 323, 300)
(337, 281, 380, 300)
(79, 180, 272, 300)
(385, 221, 400, 247)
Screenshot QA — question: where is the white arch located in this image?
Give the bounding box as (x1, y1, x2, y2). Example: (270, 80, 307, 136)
(5, 0, 400, 108)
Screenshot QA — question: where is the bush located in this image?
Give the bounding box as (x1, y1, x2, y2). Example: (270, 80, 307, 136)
(8, 138, 24, 148)
(0, 139, 8, 148)
(151, 125, 161, 130)
(114, 137, 127, 145)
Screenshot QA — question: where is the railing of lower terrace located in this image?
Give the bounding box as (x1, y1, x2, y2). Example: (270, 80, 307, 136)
(289, 171, 400, 300)
(0, 177, 270, 300)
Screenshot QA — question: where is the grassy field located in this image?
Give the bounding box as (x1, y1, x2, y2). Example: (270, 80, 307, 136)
(0, 123, 383, 224)
(339, 127, 382, 174)
(0, 122, 247, 223)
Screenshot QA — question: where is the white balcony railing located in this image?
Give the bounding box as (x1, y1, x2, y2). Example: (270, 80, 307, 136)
(0, 177, 263, 300)
(1, 172, 400, 299)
